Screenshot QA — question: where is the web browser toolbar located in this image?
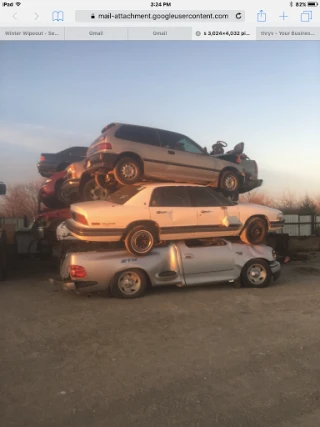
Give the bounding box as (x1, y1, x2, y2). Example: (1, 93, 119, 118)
(0, 0, 319, 40)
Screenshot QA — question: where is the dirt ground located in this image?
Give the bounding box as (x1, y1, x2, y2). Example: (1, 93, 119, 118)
(1, 256, 320, 427)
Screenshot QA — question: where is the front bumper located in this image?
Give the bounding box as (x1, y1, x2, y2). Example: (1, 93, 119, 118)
(239, 178, 263, 194)
(269, 260, 281, 281)
(269, 220, 285, 229)
(85, 152, 118, 174)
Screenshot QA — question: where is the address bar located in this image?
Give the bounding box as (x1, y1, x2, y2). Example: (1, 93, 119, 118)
(75, 10, 245, 22)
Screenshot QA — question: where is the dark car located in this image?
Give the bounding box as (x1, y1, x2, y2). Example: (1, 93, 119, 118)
(37, 146, 88, 178)
(0, 182, 6, 195)
(79, 123, 262, 198)
(39, 170, 68, 210)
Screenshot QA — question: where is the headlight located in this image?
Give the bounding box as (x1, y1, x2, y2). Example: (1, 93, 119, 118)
(45, 179, 52, 184)
(277, 214, 284, 221)
(272, 250, 277, 260)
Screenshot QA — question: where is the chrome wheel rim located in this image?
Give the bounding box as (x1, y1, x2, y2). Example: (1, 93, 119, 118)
(131, 230, 153, 254)
(224, 175, 237, 191)
(87, 183, 108, 201)
(118, 272, 141, 295)
(121, 164, 137, 180)
(247, 264, 267, 285)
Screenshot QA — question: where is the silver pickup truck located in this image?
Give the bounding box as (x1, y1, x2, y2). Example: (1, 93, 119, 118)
(52, 239, 281, 299)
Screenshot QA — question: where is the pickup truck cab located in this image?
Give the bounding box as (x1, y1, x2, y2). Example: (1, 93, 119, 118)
(53, 239, 281, 298)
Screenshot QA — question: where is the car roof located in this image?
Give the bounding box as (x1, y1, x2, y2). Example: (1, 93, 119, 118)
(103, 122, 187, 135)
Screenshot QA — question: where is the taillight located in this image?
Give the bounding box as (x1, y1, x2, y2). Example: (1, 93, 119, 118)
(72, 212, 88, 225)
(70, 265, 87, 279)
(40, 155, 45, 161)
(236, 155, 241, 164)
(87, 142, 112, 156)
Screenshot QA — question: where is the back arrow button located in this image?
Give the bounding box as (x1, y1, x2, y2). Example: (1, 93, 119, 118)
(13, 13, 17, 20)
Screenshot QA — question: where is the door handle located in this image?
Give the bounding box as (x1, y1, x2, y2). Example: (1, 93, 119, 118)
(201, 210, 212, 213)
(168, 150, 175, 155)
(183, 254, 194, 259)
(156, 210, 170, 214)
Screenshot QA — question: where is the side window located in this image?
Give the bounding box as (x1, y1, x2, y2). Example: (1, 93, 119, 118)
(158, 130, 203, 154)
(188, 187, 224, 207)
(149, 187, 190, 207)
(115, 125, 160, 146)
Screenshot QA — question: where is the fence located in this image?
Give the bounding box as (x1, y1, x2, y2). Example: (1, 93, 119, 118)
(279, 214, 320, 237)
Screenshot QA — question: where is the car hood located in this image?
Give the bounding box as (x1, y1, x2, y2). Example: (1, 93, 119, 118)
(237, 203, 282, 217)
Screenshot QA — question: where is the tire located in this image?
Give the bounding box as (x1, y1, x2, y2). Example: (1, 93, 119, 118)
(113, 157, 143, 185)
(240, 217, 267, 245)
(109, 269, 147, 299)
(219, 170, 240, 192)
(82, 177, 110, 201)
(124, 225, 156, 256)
(55, 180, 69, 206)
(241, 259, 272, 288)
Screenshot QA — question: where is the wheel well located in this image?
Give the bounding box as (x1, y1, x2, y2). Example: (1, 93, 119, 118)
(79, 172, 93, 193)
(122, 220, 160, 240)
(242, 215, 269, 232)
(219, 167, 243, 185)
(54, 178, 63, 191)
(115, 152, 144, 171)
(113, 267, 152, 289)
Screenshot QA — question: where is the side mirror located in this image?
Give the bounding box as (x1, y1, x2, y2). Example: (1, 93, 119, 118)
(0, 182, 6, 195)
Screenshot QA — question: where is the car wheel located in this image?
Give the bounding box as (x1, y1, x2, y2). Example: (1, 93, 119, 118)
(124, 225, 156, 256)
(114, 157, 142, 185)
(219, 170, 239, 192)
(56, 180, 69, 205)
(240, 217, 267, 245)
(82, 177, 109, 201)
(109, 269, 147, 299)
(241, 259, 272, 288)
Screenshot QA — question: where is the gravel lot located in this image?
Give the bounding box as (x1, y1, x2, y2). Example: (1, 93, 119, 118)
(1, 257, 320, 427)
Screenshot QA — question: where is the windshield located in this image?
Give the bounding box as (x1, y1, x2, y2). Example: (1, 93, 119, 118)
(105, 185, 146, 205)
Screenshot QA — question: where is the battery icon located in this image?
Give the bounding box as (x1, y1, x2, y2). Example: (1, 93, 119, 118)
(307, 2, 318, 6)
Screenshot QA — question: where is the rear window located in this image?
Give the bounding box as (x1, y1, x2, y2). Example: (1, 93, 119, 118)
(105, 185, 146, 205)
(115, 125, 160, 147)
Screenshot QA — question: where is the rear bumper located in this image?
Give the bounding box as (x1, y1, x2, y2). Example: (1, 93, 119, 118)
(37, 162, 56, 178)
(85, 152, 118, 174)
(49, 277, 99, 292)
(239, 178, 263, 193)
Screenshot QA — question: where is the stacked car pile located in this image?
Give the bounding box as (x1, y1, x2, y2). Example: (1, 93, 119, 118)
(36, 123, 284, 297)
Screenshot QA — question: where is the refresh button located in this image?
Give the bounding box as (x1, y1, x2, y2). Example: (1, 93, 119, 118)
(236, 12, 242, 19)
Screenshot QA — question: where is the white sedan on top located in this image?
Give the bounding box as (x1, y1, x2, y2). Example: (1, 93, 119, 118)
(63, 183, 284, 256)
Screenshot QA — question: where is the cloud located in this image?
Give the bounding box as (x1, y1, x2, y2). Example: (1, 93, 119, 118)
(0, 121, 92, 153)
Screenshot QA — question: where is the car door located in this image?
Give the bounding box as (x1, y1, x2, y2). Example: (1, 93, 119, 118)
(177, 240, 235, 286)
(149, 186, 198, 240)
(187, 187, 242, 238)
(157, 130, 221, 185)
(113, 125, 169, 178)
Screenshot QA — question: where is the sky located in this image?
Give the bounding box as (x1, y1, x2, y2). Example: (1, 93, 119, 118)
(0, 41, 319, 197)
